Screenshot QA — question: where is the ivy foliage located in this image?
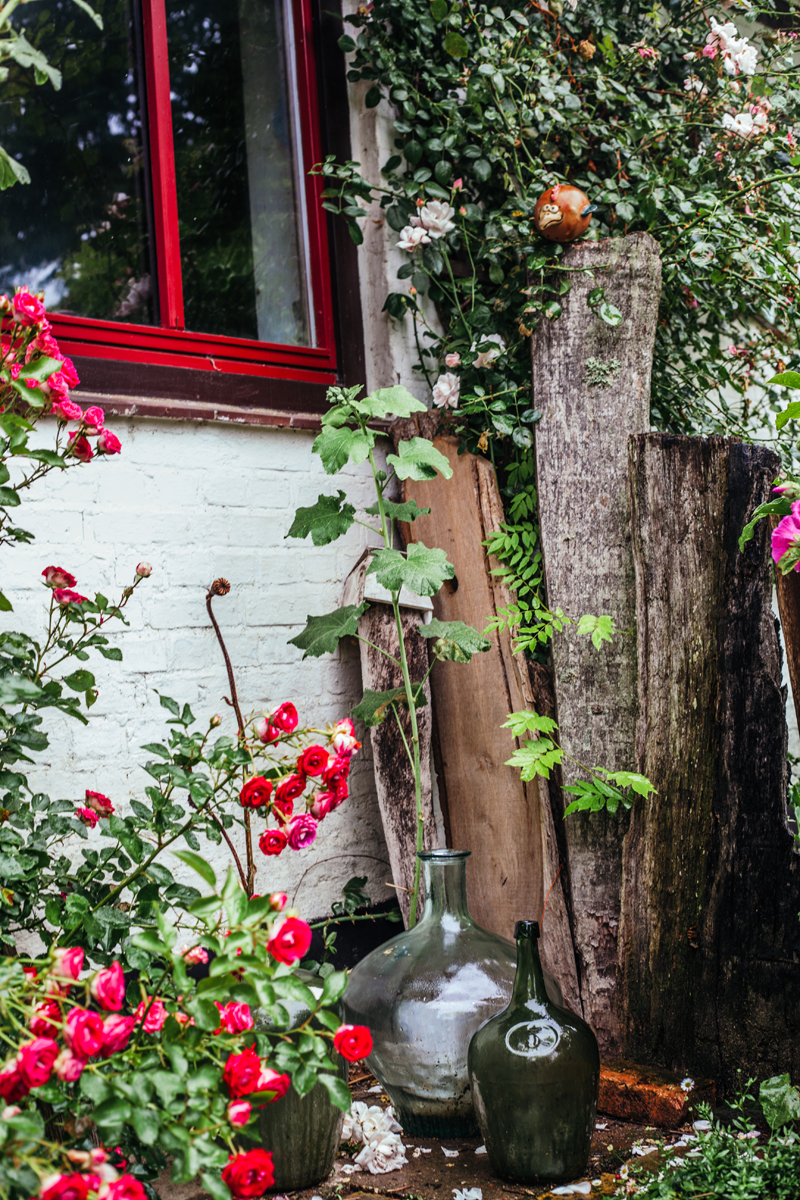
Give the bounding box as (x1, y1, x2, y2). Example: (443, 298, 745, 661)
(322, 0, 800, 466)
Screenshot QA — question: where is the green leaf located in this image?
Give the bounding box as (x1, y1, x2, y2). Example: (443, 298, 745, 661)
(286, 491, 356, 546)
(288, 603, 369, 658)
(312, 423, 375, 474)
(351, 684, 428, 728)
(80, 1073, 111, 1104)
(606, 771, 656, 798)
(18, 357, 62, 383)
(418, 618, 491, 662)
(445, 30, 469, 56)
(760, 1074, 800, 1130)
(130, 1107, 160, 1145)
(320, 969, 348, 1007)
(185, 998, 223, 1030)
(93, 1096, 132, 1128)
(505, 739, 563, 781)
(502, 709, 559, 738)
(768, 370, 800, 390)
(318, 1073, 353, 1111)
(576, 614, 616, 650)
(0, 146, 31, 190)
(159, 694, 180, 716)
(0, 486, 21, 508)
(171, 849, 217, 888)
(365, 498, 431, 523)
(368, 543, 454, 597)
(202, 1174, 234, 1200)
(0, 590, 12, 612)
(387, 437, 453, 481)
(776, 401, 800, 431)
(62, 669, 96, 692)
(354, 385, 426, 420)
(430, 0, 448, 18)
(150, 1070, 184, 1106)
(739, 498, 792, 550)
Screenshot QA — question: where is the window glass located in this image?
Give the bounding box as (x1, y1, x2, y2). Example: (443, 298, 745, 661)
(0, 0, 156, 325)
(166, 0, 313, 345)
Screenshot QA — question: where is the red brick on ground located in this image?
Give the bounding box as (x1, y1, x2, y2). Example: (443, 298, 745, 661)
(599, 1060, 715, 1129)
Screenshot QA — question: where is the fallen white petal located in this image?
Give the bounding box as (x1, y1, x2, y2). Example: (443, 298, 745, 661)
(442, 1147, 459, 1158)
(595, 1122, 608, 1129)
(452, 1188, 482, 1200)
(367, 1085, 383, 1093)
(693, 1120, 712, 1132)
(474, 1146, 487, 1156)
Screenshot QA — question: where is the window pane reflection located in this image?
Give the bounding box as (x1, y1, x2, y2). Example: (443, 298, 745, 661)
(0, 0, 155, 324)
(166, 0, 312, 345)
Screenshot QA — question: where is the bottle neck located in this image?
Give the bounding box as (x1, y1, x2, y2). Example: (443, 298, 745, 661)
(511, 932, 549, 1007)
(420, 853, 471, 924)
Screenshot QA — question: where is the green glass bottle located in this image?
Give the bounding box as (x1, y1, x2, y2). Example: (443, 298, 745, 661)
(468, 920, 599, 1183)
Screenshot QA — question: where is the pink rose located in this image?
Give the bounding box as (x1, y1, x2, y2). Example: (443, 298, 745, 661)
(57, 356, 79, 388)
(97, 429, 121, 455)
(53, 588, 89, 606)
(253, 716, 279, 743)
(40, 1175, 94, 1200)
(91, 961, 125, 1012)
(100, 1014, 136, 1057)
(134, 996, 168, 1033)
(52, 398, 83, 423)
(310, 793, 335, 820)
(65, 1007, 105, 1058)
(12, 290, 46, 326)
(9, 364, 20, 380)
(30, 1000, 61, 1038)
(82, 405, 105, 432)
(135, 562, 152, 578)
(52, 947, 84, 985)
(85, 790, 114, 817)
(228, 1099, 252, 1126)
(445, 352, 461, 368)
(256, 1067, 291, 1102)
(271, 702, 298, 733)
(270, 891, 288, 910)
(0, 1059, 27, 1102)
(53, 1048, 86, 1082)
(42, 566, 77, 589)
(216, 1002, 254, 1034)
(267, 917, 312, 965)
(67, 433, 93, 462)
(76, 807, 99, 828)
(182, 945, 209, 964)
(285, 814, 318, 851)
(17, 1037, 59, 1088)
(101, 1176, 147, 1200)
(331, 719, 361, 756)
(772, 501, 800, 569)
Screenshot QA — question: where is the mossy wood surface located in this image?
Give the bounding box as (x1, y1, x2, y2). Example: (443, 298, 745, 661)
(619, 434, 800, 1087)
(532, 233, 662, 1052)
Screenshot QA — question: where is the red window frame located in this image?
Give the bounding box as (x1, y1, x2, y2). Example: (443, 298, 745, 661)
(50, 0, 337, 387)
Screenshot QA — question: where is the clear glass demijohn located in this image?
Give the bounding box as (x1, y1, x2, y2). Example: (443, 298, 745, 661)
(341, 849, 564, 1136)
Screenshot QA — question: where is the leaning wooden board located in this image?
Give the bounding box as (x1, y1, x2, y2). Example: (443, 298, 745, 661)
(399, 437, 579, 1004)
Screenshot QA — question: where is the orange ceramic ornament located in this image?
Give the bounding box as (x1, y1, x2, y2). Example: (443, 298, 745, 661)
(533, 184, 594, 242)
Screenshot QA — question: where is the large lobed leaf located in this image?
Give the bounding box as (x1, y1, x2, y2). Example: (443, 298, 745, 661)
(368, 542, 454, 597)
(286, 491, 356, 545)
(312, 424, 375, 474)
(351, 683, 428, 727)
(418, 617, 490, 662)
(288, 603, 369, 658)
(353, 385, 426, 420)
(387, 437, 453, 481)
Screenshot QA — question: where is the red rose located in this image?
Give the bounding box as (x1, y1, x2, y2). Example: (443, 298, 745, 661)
(85, 790, 113, 816)
(76, 807, 99, 828)
(223, 1047, 263, 1098)
(269, 892, 287, 910)
(333, 1024, 373, 1062)
(134, 996, 168, 1033)
(258, 828, 287, 857)
(30, 999, 61, 1037)
(267, 917, 312, 966)
(297, 745, 329, 776)
(100, 1014, 136, 1057)
(0, 1059, 27, 1101)
(275, 773, 306, 805)
(101, 1175, 147, 1200)
(227, 1099, 252, 1126)
(240, 776, 273, 809)
(332, 779, 348, 808)
(221, 1149, 274, 1199)
(331, 1022, 371, 1060)
(310, 792, 335, 820)
(40, 1174, 93, 1200)
(215, 1002, 254, 1034)
(53, 587, 89, 605)
(91, 961, 125, 1011)
(272, 795, 293, 820)
(286, 814, 318, 851)
(67, 433, 94, 462)
(17, 1037, 59, 1088)
(52, 947, 84, 984)
(42, 566, 77, 589)
(255, 1067, 290, 1103)
(271, 702, 298, 733)
(12, 290, 46, 326)
(64, 1008, 105, 1058)
(323, 754, 350, 787)
(253, 717, 279, 744)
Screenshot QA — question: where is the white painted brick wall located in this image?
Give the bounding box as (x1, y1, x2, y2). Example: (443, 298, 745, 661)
(2, 417, 395, 922)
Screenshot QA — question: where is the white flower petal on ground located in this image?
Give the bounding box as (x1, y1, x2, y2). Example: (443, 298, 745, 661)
(432, 372, 460, 409)
(354, 1131, 408, 1174)
(474, 1145, 487, 1155)
(453, 1188, 483, 1200)
(693, 1119, 713, 1131)
(367, 1084, 383, 1094)
(441, 1147, 459, 1157)
(418, 199, 456, 237)
(341, 1100, 369, 1142)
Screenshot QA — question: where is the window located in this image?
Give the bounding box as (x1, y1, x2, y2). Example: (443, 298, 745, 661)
(0, 0, 338, 385)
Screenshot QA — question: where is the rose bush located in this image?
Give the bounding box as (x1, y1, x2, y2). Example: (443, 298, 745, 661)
(0, 870, 371, 1200)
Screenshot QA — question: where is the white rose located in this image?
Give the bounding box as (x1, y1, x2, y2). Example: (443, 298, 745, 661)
(418, 199, 456, 238)
(470, 332, 505, 368)
(432, 372, 460, 409)
(397, 225, 431, 250)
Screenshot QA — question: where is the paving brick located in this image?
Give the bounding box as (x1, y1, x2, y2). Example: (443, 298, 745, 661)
(598, 1060, 716, 1128)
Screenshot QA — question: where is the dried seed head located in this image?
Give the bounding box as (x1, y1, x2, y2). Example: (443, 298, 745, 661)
(210, 578, 231, 596)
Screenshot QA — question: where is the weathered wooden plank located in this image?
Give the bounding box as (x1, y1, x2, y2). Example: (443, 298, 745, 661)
(619, 434, 800, 1087)
(771, 514, 800, 734)
(400, 438, 580, 1003)
(343, 556, 436, 926)
(532, 233, 662, 1052)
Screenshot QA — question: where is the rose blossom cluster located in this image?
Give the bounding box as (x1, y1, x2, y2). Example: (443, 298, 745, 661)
(0, 290, 121, 458)
(38, 1147, 147, 1200)
(0, 951, 134, 1102)
(722, 96, 772, 140)
(76, 789, 115, 829)
(240, 710, 362, 858)
(705, 18, 759, 76)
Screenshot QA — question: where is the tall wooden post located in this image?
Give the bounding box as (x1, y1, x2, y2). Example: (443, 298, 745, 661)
(532, 233, 662, 1051)
(619, 435, 800, 1087)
